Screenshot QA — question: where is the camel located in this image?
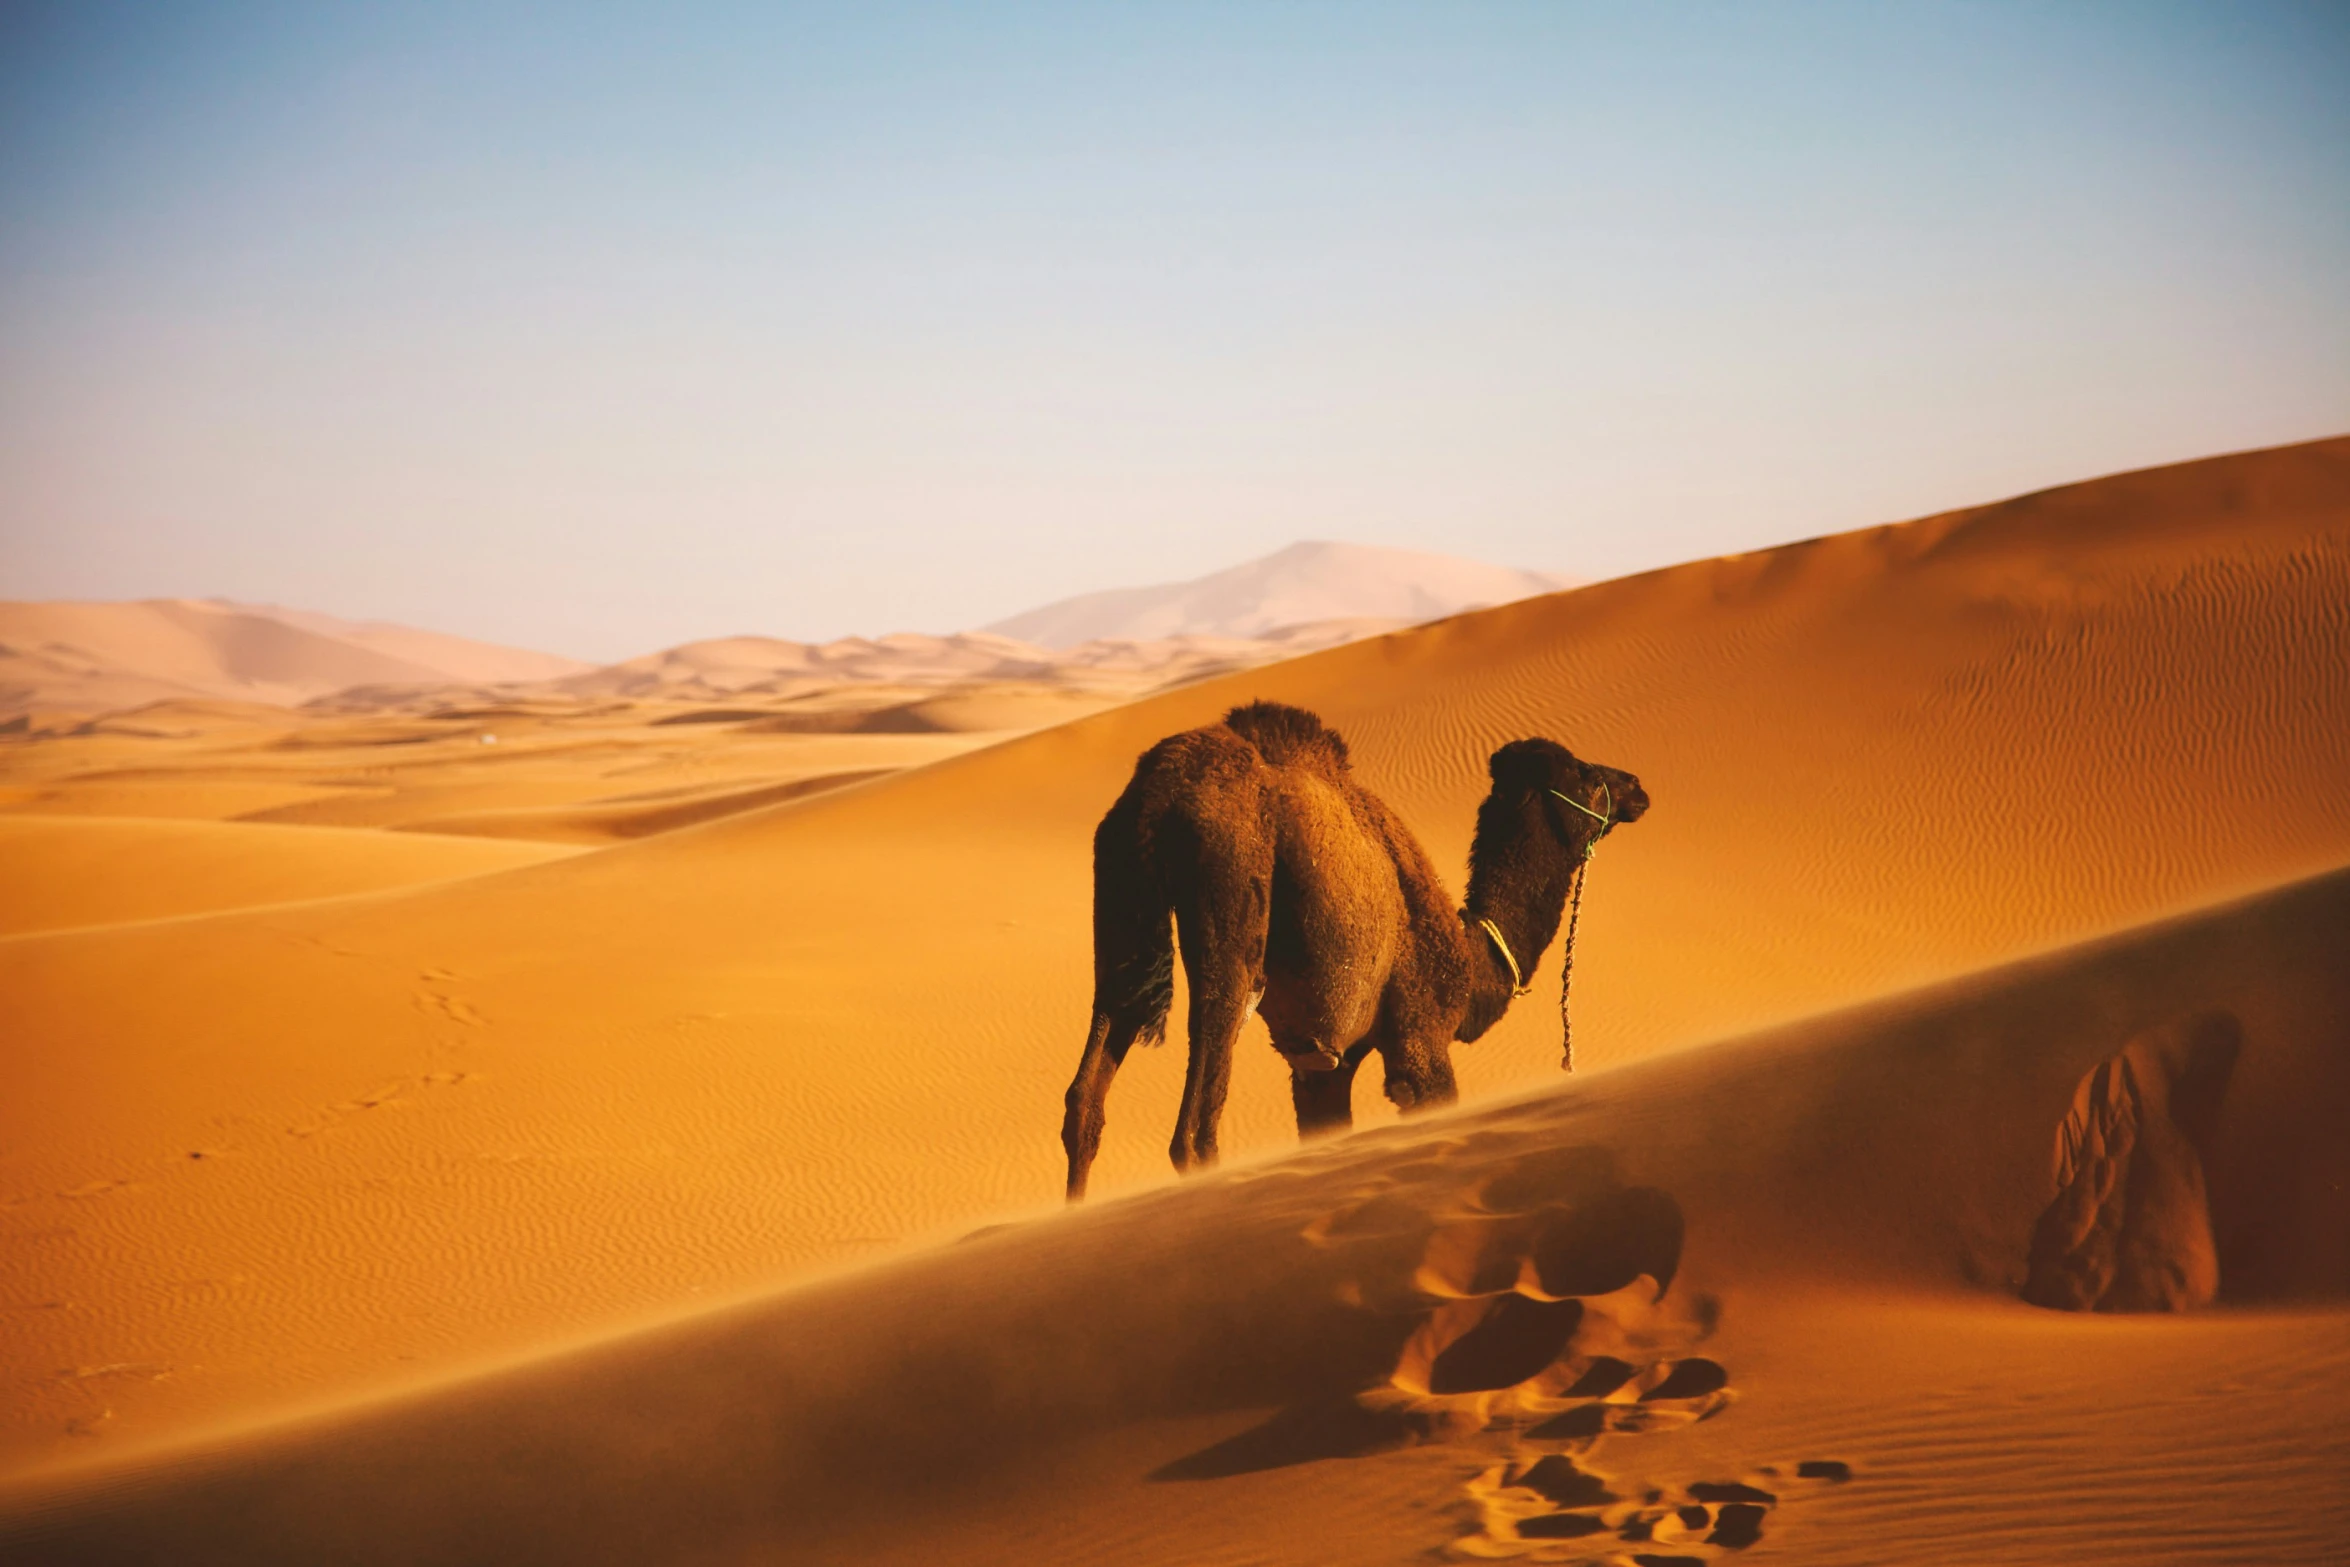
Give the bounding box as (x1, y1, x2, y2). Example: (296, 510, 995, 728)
(1061, 701, 1648, 1200)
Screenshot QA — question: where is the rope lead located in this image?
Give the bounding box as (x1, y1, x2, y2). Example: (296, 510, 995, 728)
(1548, 780, 1613, 1074)
(1558, 859, 1587, 1072)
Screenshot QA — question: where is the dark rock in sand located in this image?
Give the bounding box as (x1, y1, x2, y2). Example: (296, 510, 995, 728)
(2023, 1012, 2240, 1312)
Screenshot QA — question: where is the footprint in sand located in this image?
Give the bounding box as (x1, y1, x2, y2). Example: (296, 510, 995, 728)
(285, 1071, 469, 1139)
(1458, 1456, 1852, 1561)
(414, 987, 487, 1027)
(1163, 1143, 1858, 1559)
(1162, 1145, 1713, 1478)
(1379, 1153, 1706, 1423)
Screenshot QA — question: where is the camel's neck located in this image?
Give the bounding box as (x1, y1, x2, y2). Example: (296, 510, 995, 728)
(1457, 803, 1582, 1040)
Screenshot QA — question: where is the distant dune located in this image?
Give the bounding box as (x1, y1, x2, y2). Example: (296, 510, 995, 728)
(2, 437, 2345, 1564)
(1, 583, 1438, 733)
(983, 540, 1574, 647)
(300, 618, 1418, 731)
(3, 540, 1544, 728)
(208, 601, 591, 687)
(0, 599, 588, 722)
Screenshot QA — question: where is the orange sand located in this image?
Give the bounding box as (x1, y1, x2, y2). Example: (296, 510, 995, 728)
(0, 816, 580, 938)
(2, 437, 2346, 1563)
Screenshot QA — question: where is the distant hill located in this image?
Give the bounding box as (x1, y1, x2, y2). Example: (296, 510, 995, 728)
(551, 631, 1051, 699)
(0, 599, 588, 720)
(1, 544, 1575, 725)
(983, 540, 1574, 648)
(306, 619, 1402, 725)
(212, 601, 589, 687)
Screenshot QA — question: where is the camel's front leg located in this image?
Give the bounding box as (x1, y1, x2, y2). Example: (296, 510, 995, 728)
(1289, 1047, 1362, 1139)
(1379, 1031, 1459, 1116)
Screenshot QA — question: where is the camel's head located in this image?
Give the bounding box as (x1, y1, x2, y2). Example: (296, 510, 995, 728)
(1484, 738, 1649, 861)
(1458, 738, 1650, 1040)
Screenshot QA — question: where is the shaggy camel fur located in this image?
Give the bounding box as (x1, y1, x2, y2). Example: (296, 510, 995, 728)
(1061, 701, 1648, 1200)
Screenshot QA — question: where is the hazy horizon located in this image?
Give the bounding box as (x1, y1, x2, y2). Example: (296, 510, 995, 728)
(4, 2, 2346, 660)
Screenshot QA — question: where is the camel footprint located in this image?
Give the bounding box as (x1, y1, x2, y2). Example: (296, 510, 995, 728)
(1164, 1145, 1713, 1480)
(414, 987, 487, 1027)
(1408, 1172, 1852, 1558)
(1207, 1141, 1860, 1559)
(1458, 1456, 1853, 1560)
(1381, 1152, 1708, 1429)
(1156, 1142, 1869, 1560)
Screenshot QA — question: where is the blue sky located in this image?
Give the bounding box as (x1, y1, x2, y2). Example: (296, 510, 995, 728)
(3, 2, 2345, 658)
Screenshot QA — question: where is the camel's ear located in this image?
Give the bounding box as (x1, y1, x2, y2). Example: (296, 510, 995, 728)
(1487, 739, 1556, 796)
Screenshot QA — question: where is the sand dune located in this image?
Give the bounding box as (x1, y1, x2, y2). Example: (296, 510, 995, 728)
(0, 437, 2345, 1560)
(342, 620, 1407, 716)
(0, 701, 990, 840)
(986, 539, 1573, 646)
(0, 600, 584, 723)
(208, 601, 589, 686)
(5, 577, 1428, 735)
(5, 865, 2344, 1564)
(546, 630, 1051, 700)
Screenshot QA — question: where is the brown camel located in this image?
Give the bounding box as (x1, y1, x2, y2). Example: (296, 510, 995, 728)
(1061, 701, 1648, 1200)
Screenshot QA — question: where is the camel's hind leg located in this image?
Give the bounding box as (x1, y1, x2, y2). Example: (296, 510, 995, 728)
(1062, 1008, 1154, 1202)
(1168, 859, 1270, 1176)
(1169, 968, 1255, 1175)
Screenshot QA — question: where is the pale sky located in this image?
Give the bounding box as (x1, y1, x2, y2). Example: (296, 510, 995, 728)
(2, 2, 2345, 660)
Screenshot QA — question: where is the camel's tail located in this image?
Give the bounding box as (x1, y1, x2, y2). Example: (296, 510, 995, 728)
(1088, 783, 1175, 1046)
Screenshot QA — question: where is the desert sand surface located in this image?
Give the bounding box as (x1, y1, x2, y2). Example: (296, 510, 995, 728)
(2, 436, 2346, 1563)
(0, 816, 581, 938)
(6, 866, 2346, 1565)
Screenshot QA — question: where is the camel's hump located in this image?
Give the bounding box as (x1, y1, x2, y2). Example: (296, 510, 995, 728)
(1222, 701, 1351, 772)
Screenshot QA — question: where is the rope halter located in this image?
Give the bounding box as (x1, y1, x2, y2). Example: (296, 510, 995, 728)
(1550, 778, 1614, 856)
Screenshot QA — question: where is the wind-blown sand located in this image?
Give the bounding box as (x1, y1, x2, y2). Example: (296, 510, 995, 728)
(2, 437, 2346, 1562)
